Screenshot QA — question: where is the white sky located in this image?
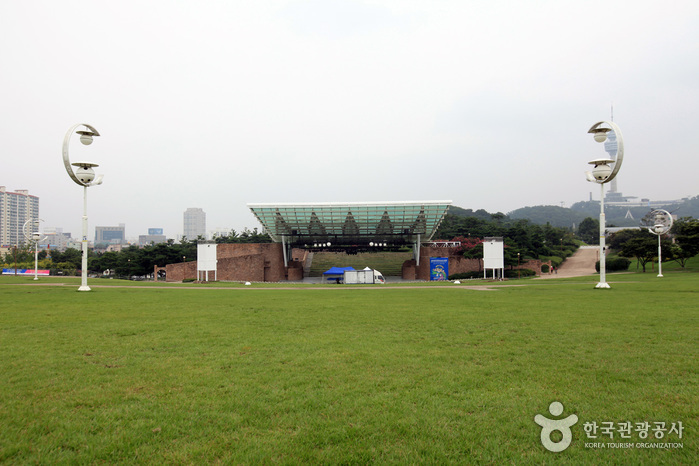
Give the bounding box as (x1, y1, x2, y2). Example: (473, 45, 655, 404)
(2, 0, 697, 240)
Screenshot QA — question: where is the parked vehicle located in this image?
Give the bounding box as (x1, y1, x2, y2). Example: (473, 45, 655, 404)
(343, 268, 385, 284)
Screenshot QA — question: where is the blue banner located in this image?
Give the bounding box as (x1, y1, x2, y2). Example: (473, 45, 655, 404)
(429, 257, 449, 281)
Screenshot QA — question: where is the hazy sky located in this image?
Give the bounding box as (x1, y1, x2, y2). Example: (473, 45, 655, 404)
(2, 0, 697, 240)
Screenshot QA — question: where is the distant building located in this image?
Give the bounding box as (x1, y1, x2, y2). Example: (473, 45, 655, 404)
(39, 227, 78, 252)
(95, 224, 126, 246)
(184, 208, 206, 240)
(139, 227, 167, 246)
(210, 227, 232, 240)
(0, 186, 40, 247)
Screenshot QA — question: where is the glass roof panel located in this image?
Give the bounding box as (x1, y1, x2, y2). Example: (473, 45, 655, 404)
(248, 201, 452, 244)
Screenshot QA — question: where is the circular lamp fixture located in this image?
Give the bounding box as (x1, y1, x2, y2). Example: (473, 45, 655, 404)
(591, 128, 610, 143)
(642, 209, 673, 278)
(588, 158, 614, 182)
(77, 130, 98, 145)
(587, 121, 624, 185)
(72, 161, 99, 184)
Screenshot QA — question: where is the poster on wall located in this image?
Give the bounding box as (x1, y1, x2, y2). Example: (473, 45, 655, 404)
(430, 257, 449, 281)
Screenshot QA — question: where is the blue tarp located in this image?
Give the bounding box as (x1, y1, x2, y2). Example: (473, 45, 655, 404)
(322, 266, 355, 275)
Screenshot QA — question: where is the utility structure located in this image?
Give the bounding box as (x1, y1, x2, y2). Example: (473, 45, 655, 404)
(585, 121, 624, 289)
(22, 218, 46, 281)
(62, 124, 104, 291)
(642, 209, 673, 278)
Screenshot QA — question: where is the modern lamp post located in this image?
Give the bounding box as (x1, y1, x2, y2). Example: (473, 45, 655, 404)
(23, 218, 46, 281)
(63, 124, 103, 291)
(643, 209, 673, 278)
(586, 121, 624, 289)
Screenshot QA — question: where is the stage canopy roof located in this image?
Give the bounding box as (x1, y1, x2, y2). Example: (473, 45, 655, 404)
(248, 201, 452, 247)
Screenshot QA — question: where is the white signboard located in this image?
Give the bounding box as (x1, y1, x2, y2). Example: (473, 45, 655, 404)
(197, 242, 217, 281)
(483, 237, 504, 269)
(483, 237, 504, 280)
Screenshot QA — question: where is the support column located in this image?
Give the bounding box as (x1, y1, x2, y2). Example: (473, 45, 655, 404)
(414, 234, 421, 267)
(596, 182, 610, 289)
(281, 235, 288, 268)
(79, 185, 91, 291)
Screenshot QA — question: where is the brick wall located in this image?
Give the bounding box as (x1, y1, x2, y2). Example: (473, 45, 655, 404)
(165, 243, 289, 282)
(166, 261, 197, 282)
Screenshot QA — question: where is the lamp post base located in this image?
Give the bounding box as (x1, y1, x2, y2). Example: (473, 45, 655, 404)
(78, 285, 92, 292)
(595, 282, 611, 289)
(657, 274, 663, 278)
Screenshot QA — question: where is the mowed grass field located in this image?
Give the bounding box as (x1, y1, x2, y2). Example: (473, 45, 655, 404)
(0, 272, 697, 464)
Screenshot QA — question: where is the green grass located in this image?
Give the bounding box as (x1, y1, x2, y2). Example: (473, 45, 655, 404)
(308, 251, 412, 277)
(0, 271, 697, 464)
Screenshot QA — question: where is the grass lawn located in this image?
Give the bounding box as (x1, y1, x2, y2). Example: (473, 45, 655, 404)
(0, 270, 696, 464)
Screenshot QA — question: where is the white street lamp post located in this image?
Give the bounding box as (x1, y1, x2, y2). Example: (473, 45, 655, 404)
(23, 218, 46, 281)
(63, 124, 103, 291)
(644, 209, 673, 278)
(586, 121, 624, 289)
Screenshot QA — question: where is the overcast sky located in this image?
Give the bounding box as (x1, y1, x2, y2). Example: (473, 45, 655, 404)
(2, 0, 697, 240)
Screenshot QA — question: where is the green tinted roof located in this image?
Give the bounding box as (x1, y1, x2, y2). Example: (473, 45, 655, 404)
(248, 201, 451, 245)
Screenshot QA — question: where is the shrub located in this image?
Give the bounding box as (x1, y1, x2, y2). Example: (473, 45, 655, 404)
(182, 278, 196, 283)
(595, 257, 631, 272)
(448, 271, 483, 280)
(541, 264, 550, 274)
(504, 269, 536, 279)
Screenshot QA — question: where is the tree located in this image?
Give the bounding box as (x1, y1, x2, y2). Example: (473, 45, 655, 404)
(618, 230, 670, 272)
(669, 217, 699, 267)
(52, 248, 82, 270)
(577, 217, 599, 245)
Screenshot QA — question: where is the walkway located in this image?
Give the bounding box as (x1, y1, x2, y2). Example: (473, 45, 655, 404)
(537, 246, 598, 279)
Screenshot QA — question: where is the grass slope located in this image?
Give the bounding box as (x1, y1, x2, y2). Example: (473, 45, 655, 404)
(308, 251, 412, 277)
(0, 272, 696, 464)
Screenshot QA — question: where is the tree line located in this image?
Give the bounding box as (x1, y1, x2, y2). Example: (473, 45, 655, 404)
(1, 228, 271, 279)
(435, 213, 578, 266)
(435, 212, 699, 270)
(4, 215, 697, 277)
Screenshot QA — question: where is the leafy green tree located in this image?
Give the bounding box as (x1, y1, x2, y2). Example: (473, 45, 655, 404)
(618, 230, 671, 272)
(669, 217, 699, 267)
(607, 228, 640, 251)
(214, 228, 272, 244)
(577, 217, 599, 245)
(52, 248, 82, 270)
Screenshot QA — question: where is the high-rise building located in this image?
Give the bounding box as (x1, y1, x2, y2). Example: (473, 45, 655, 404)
(0, 186, 40, 247)
(95, 224, 126, 246)
(183, 208, 206, 240)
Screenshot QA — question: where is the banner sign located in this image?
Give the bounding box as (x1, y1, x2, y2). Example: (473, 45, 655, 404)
(2, 269, 50, 276)
(429, 257, 449, 281)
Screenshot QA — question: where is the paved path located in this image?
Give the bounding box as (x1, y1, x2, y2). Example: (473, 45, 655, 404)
(537, 246, 598, 279)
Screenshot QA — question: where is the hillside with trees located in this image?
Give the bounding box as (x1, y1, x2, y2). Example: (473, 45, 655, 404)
(435, 209, 578, 266)
(509, 195, 698, 229)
